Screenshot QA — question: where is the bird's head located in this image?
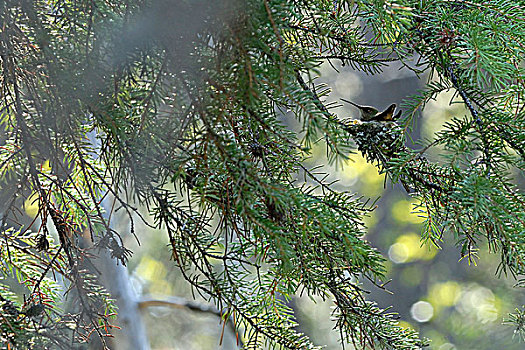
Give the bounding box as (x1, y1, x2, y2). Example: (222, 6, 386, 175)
(341, 98, 378, 120)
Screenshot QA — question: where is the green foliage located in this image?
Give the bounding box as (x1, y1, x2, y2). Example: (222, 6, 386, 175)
(0, 0, 524, 349)
(506, 306, 525, 342)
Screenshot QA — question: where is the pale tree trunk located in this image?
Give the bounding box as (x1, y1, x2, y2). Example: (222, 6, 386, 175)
(85, 130, 150, 350)
(93, 248, 150, 350)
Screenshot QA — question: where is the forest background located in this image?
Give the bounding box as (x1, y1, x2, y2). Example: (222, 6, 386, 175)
(0, 1, 524, 349)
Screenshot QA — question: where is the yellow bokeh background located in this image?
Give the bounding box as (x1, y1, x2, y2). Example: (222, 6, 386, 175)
(391, 199, 427, 225)
(342, 153, 386, 196)
(389, 233, 437, 264)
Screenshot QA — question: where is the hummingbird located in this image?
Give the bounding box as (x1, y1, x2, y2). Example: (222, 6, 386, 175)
(341, 98, 400, 122)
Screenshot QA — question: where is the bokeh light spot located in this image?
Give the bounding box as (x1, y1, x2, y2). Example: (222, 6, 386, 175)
(429, 281, 461, 307)
(391, 199, 427, 224)
(396, 320, 414, 330)
(388, 233, 438, 264)
(388, 243, 409, 263)
(24, 192, 40, 219)
(456, 284, 499, 323)
(342, 153, 385, 196)
(136, 255, 167, 282)
(410, 301, 434, 322)
(334, 71, 363, 98)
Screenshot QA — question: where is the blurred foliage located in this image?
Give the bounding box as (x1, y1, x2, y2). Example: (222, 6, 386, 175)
(126, 63, 524, 348)
(1, 0, 524, 349)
